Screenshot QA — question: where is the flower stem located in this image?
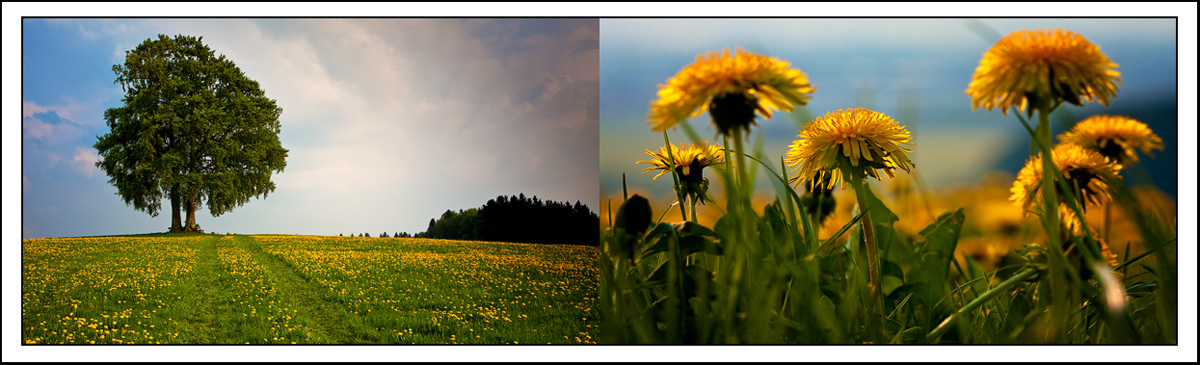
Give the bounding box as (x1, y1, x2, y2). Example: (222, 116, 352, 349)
(662, 132, 688, 222)
(1036, 109, 1068, 342)
(690, 199, 698, 224)
(849, 170, 884, 342)
(731, 129, 749, 195)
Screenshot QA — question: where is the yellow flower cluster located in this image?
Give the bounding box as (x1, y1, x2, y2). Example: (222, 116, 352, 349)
(216, 236, 309, 344)
(22, 236, 201, 344)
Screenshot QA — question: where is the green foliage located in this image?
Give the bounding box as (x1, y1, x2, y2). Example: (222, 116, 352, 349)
(95, 34, 287, 230)
(601, 133, 1174, 345)
(420, 209, 481, 240)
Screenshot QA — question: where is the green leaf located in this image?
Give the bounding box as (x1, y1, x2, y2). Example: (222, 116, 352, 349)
(893, 326, 925, 344)
(640, 222, 679, 257)
(642, 258, 670, 288)
(882, 260, 904, 279)
(712, 214, 735, 243)
(881, 275, 904, 297)
(919, 208, 966, 276)
(679, 235, 718, 256)
(1125, 281, 1157, 297)
(675, 221, 717, 237)
(818, 203, 869, 256)
(858, 183, 898, 226)
(818, 295, 837, 318)
(1005, 292, 1032, 332)
(963, 255, 990, 301)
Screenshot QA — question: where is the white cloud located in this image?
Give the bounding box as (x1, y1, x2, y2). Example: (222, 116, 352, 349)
(21, 100, 50, 118)
(21, 113, 56, 141)
(22, 98, 103, 127)
(71, 147, 100, 178)
(44, 18, 139, 41)
(46, 153, 63, 168)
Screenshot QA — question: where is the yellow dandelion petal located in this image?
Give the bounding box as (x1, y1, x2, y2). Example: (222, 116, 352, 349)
(1058, 115, 1164, 164)
(967, 29, 1121, 116)
(1098, 238, 1121, 269)
(649, 47, 815, 136)
(635, 140, 725, 205)
(785, 108, 915, 190)
(1010, 144, 1123, 224)
(635, 141, 725, 183)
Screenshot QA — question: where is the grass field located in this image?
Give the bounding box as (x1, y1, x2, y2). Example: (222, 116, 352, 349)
(21, 234, 598, 344)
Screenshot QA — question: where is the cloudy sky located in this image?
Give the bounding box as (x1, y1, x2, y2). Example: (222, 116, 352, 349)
(14, 17, 598, 238)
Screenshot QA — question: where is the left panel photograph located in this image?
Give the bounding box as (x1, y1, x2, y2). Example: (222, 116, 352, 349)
(17, 18, 599, 345)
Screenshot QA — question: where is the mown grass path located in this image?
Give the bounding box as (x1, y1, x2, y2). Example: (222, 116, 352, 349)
(177, 235, 220, 343)
(233, 235, 378, 343)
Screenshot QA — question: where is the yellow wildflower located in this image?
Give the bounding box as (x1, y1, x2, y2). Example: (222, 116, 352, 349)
(785, 108, 915, 190)
(1058, 115, 1164, 164)
(1011, 143, 1122, 219)
(636, 141, 725, 205)
(649, 47, 815, 136)
(967, 29, 1120, 117)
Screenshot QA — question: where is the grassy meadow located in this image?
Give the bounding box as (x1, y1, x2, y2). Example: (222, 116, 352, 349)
(21, 234, 597, 344)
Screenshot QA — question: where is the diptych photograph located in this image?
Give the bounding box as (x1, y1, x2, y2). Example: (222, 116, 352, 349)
(6, 4, 1195, 363)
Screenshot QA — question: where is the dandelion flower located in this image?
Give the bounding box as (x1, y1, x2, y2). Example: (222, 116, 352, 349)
(785, 108, 915, 190)
(1058, 115, 1163, 164)
(636, 141, 724, 204)
(1011, 143, 1122, 218)
(1091, 237, 1122, 269)
(967, 29, 1121, 117)
(649, 47, 815, 136)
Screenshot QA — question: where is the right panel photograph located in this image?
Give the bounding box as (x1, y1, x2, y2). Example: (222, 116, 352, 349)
(598, 18, 1179, 346)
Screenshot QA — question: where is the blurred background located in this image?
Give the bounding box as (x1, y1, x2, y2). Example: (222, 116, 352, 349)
(598, 18, 1179, 267)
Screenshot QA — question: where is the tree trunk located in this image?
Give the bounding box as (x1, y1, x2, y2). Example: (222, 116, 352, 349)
(184, 191, 199, 232)
(170, 189, 183, 232)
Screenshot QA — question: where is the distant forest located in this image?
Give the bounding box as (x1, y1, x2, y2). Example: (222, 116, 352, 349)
(413, 194, 599, 246)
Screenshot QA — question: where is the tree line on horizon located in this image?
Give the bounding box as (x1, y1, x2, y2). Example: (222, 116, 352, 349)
(410, 193, 599, 246)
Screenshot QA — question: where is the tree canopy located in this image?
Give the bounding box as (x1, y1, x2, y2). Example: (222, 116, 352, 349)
(95, 34, 287, 232)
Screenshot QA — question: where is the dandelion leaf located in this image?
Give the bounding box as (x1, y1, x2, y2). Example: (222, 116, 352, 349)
(881, 275, 904, 297)
(640, 222, 679, 258)
(963, 255, 990, 301)
(919, 208, 966, 276)
(641, 257, 670, 288)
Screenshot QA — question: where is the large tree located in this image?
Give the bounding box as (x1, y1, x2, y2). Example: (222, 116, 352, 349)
(95, 34, 287, 232)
